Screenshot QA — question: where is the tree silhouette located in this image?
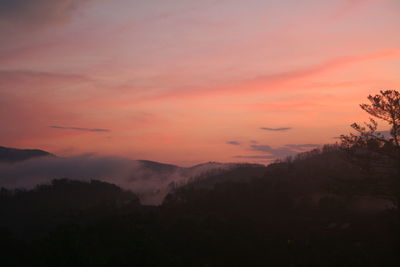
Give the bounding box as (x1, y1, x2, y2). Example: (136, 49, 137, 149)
(340, 90, 400, 209)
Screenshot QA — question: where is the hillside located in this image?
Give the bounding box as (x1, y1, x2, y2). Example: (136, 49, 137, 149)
(0, 146, 53, 163)
(0, 145, 398, 266)
(0, 147, 267, 205)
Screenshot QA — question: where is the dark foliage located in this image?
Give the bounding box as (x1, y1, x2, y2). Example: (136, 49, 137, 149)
(0, 147, 399, 266)
(0, 179, 140, 239)
(340, 90, 400, 209)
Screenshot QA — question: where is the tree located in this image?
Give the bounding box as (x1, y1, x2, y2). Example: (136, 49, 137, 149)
(340, 90, 400, 210)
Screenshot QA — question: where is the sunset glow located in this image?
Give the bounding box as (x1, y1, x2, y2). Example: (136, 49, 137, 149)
(1, 0, 399, 165)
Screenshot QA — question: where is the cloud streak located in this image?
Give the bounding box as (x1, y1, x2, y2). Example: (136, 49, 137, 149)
(234, 155, 275, 159)
(99, 49, 400, 108)
(226, 141, 241, 145)
(235, 143, 320, 162)
(260, 127, 292, 131)
(250, 144, 296, 158)
(250, 49, 400, 87)
(50, 125, 110, 132)
(0, 70, 89, 88)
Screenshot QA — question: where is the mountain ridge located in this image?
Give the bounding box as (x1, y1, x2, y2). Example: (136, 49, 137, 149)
(0, 146, 54, 163)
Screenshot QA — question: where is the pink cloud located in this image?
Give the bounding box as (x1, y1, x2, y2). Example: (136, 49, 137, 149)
(90, 48, 400, 109)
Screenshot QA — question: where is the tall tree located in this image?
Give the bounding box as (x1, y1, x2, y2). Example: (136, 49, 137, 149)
(340, 90, 400, 209)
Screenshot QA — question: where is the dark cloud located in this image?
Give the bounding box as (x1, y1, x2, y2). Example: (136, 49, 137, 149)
(234, 143, 321, 162)
(260, 127, 292, 131)
(226, 141, 241, 145)
(0, 0, 91, 28)
(250, 144, 296, 159)
(50, 126, 110, 133)
(233, 144, 294, 162)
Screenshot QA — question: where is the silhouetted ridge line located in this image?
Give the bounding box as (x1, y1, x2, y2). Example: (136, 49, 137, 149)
(0, 146, 54, 163)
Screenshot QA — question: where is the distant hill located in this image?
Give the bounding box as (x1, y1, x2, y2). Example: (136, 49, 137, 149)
(179, 162, 266, 190)
(0, 146, 53, 163)
(0, 149, 266, 205)
(165, 144, 393, 213)
(2, 145, 368, 207)
(131, 160, 266, 205)
(0, 178, 140, 238)
(0, 145, 398, 266)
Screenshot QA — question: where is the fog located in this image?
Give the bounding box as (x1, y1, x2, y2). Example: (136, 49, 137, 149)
(0, 155, 234, 205)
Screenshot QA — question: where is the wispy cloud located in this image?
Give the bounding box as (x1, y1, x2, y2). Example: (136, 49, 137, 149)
(260, 127, 292, 131)
(234, 155, 275, 159)
(226, 140, 241, 145)
(235, 143, 320, 162)
(49, 126, 110, 133)
(0, 70, 89, 87)
(250, 49, 400, 87)
(84, 49, 400, 110)
(250, 144, 296, 158)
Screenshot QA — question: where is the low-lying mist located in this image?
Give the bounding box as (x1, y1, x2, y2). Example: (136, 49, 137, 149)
(0, 155, 235, 205)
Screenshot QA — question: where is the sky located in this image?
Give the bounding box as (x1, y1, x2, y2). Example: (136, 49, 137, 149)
(1, 0, 399, 166)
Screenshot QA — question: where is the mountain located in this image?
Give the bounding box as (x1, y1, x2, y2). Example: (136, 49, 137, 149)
(165, 144, 393, 213)
(180, 162, 266, 190)
(0, 146, 53, 163)
(130, 160, 265, 205)
(0, 147, 266, 205)
(1, 146, 398, 266)
(0, 178, 140, 239)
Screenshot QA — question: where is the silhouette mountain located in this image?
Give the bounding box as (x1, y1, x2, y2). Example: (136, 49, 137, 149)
(0, 147, 267, 205)
(0, 146, 54, 163)
(0, 178, 140, 239)
(0, 144, 398, 266)
(180, 162, 266, 190)
(131, 160, 266, 204)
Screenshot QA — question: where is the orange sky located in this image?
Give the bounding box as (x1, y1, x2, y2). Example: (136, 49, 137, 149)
(1, 0, 399, 165)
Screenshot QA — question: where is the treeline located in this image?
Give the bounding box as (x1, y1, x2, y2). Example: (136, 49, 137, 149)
(1, 144, 399, 266)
